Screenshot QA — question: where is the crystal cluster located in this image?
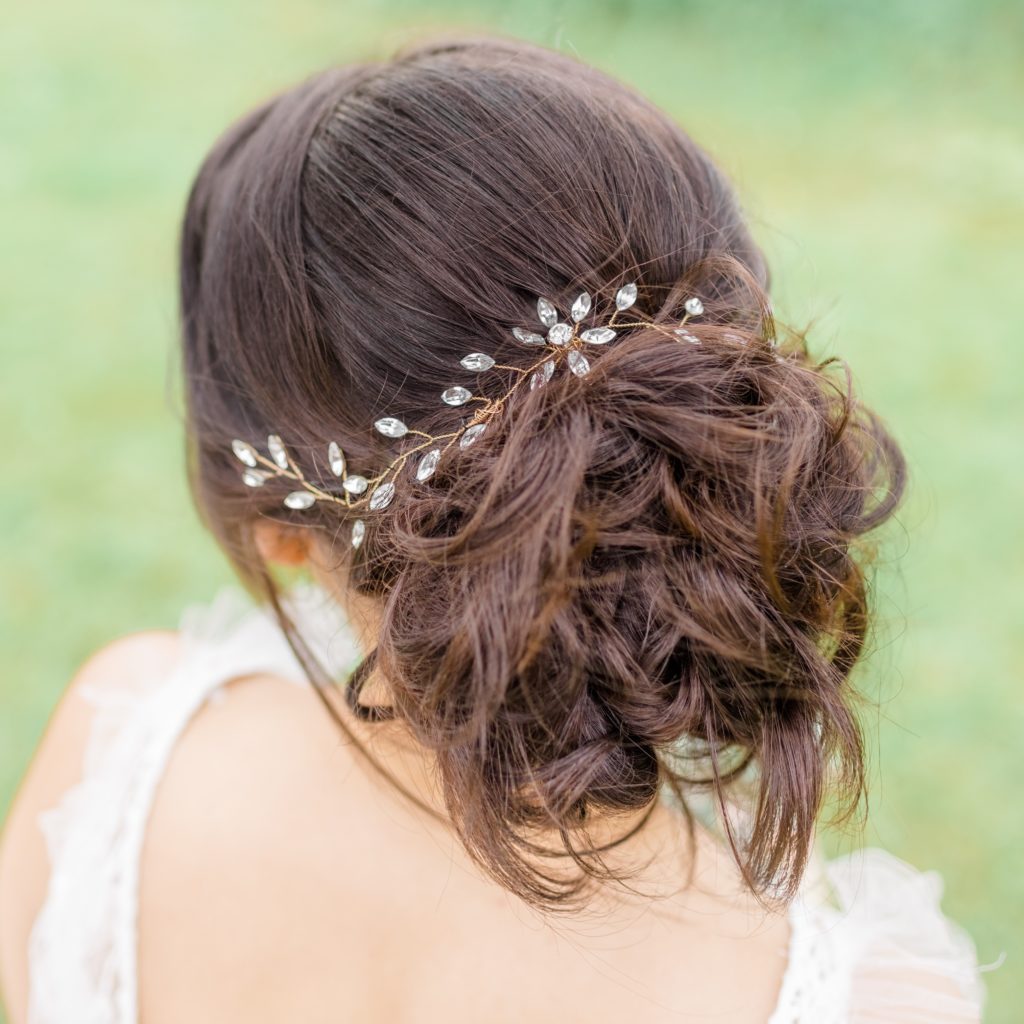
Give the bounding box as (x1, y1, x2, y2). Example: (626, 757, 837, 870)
(230, 279, 708, 548)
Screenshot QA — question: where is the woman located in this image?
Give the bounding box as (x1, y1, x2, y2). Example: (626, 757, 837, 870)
(0, 36, 985, 1023)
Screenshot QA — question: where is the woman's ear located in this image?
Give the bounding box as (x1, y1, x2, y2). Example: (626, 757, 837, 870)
(252, 520, 311, 566)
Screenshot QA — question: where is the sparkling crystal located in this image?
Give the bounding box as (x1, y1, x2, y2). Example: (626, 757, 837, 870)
(416, 448, 441, 481)
(513, 327, 546, 346)
(674, 329, 700, 344)
(267, 434, 289, 469)
(567, 350, 591, 377)
(441, 386, 472, 406)
(242, 468, 268, 487)
(351, 519, 366, 549)
(570, 292, 592, 323)
(581, 327, 616, 345)
(284, 490, 315, 510)
(460, 423, 486, 448)
(461, 352, 495, 371)
(369, 481, 395, 511)
(342, 474, 369, 495)
(374, 416, 408, 438)
(231, 439, 258, 467)
(548, 322, 572, 346)
(537, 297, 558, 327)
(327, 441, 345, 477)
(615, 283, 637, 311)
(531, 359, 556, 389)
(684, 296, 704, 316)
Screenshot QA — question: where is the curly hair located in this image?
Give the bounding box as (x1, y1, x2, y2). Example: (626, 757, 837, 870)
(178, 35, 905, 911)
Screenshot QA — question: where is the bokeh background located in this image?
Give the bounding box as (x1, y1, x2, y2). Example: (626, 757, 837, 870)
(1, 0, 1020, 1018)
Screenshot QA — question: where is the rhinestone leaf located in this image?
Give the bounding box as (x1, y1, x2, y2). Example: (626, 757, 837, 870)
(513, 327, 546, 346)
(441, 386, 472, 407)
(242, 468, 268, 487)
(460, 423, 486, 448)
(267, 434, 289, 469)
(570, 292, 592, 323)
(581, 327, 616, 345)
(351, 519, 366, 549)
(531, 359, 556, 389)
(327, 441, 346, 477)
(674, 329, 701, 344)
(369, 481, 395, 511)
(374, 416, 408, 439)
(615, 283, 637, 310)
(548, 322, 572, 346)
(567, 350, 591, 377)
(417, 448, 441, 481)
(461, 352, 495, 371)
(537, 297, 558, 327)
(342, 475, 369, 495)
(284, 491, 315, 510)
(231, 439, 258, 467)
(684, 296, 704, 316)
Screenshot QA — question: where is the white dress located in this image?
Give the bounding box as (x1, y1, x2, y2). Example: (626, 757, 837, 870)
(25, 582, 989, 1023)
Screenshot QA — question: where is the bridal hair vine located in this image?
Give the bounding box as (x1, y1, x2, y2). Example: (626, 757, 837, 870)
(230, 281, 708, 550)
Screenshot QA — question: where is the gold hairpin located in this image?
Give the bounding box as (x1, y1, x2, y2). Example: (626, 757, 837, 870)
(230, 282, 709, 549)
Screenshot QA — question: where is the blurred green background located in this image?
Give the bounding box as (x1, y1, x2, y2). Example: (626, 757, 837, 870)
(1, 0, 1020, 1018)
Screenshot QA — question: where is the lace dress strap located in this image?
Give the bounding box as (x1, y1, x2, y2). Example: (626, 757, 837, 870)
(26, 582, 355, 1024)
(769, 847, 988, 1022)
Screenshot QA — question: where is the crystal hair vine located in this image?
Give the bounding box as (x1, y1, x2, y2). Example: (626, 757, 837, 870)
(230, 282, 710, 550)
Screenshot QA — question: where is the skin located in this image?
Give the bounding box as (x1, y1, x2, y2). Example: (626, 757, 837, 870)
(0, 523, 796, 1023)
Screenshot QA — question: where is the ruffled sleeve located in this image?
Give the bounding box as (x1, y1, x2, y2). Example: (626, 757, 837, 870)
(824, 848, 988, 1023)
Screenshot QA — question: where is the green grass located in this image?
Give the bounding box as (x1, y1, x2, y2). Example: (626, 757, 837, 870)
(1, 0, 1020, 1019)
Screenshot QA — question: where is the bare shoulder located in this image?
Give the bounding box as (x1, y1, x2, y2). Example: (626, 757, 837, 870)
(2, 627, 393, 1023)
(136, 665, 394, 1023)
(0, 629, 180, 1024)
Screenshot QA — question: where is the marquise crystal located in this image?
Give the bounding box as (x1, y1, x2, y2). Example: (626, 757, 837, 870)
(232, 439, 258, 468)
(369, 481, 395, 511)
(242, 468, 268, 487)
(267, 434, 289, 469)
(441, 386, 472, 407)
(417, 448, 441, 481)
(342, 475, 369, 495)
(570, 292, 592, 322)
(284, 490, 315, 510)
(568, 350, 591, 377)
(351, 519, 366, 549)
(461, 352, 495, 371)
(513, 327, 546, 346)
(537, 297, 558, 327)
(615, 283, 637, 310)
(675, 329, 700, 344)
(327, 441, 346, 477)
(374, 416, 408, 439)
(581, 327, 616, 345)
(548, 322, 572, 346)
(460, 423, 486, 448)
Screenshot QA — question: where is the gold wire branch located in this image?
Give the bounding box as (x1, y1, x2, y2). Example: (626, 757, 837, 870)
(230, 282, 731, 548)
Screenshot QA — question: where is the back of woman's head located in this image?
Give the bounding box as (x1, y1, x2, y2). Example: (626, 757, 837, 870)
(179, 36, 905, 911)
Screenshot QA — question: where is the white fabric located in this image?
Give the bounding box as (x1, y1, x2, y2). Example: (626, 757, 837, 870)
(26, 582, 988, 1023)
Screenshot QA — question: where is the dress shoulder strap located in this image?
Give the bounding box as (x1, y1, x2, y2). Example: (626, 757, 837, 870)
(27, 581, 356, 1024)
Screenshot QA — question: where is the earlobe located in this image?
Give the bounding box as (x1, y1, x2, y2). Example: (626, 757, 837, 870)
(252, 521, 310, 566)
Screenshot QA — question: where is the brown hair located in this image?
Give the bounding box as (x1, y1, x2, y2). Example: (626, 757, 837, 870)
(178, 36, 905, 911)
